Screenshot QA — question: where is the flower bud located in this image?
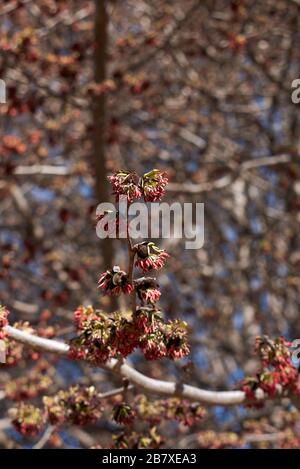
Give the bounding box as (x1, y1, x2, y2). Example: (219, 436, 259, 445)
(134, 242, 169, 273)
(98, 266, 133, 296)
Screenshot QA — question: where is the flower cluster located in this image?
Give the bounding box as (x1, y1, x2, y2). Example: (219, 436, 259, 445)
(43, 385, 103, 426)
(243, 411, 300, 449)
(10, 385, 103, 436)
(108, 169, 168, 203)
(140, 330, 167, 360)
(68, 306, 189, 365)
(135, 395, 206, 427)
(163, 320, 191, 360)
(108, 170, 141, 203)
(69, 309, 119, 364)
(112, 403, 136, 425)
(141, 169, 169, 202)
(73, 304, 98, 330)
(196, 430, 242, 449)
(133, 306, 162, 334)
(134, 277, 161, 304)
(112, 426, 163, 449)
(5, 362, 52, 401)
(0, 305, 9, 339)
(98, 266, 133, 296)
(134, 242, 169, 273)
(10, 403, 45, 437)
(238, 336, 300, 406)
(164, 398, 206, 426)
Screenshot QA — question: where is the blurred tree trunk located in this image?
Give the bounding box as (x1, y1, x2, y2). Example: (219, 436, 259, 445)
(93, 1, 116, 311)
(93, 0, 114, 269)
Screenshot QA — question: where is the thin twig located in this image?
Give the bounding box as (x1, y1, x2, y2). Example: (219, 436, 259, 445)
(99, 385, 134, 399)
(127, 208, 136, 313)
(33, 425, 56, 450)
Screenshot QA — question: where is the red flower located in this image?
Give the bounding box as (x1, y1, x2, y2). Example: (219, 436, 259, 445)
(165, 399, 206, 426)
(238, 335, 300, 407)
(113, 319, 139, 357)
(98, 266, 133, 296)
(108, 170, 141, 203)
(44, 385, 103, 426)
(5, 364, 52, 401)
(167, 341, 190, 360)
(140, 332, 167, 360)
(69, 310, 117, 365)
(134, 277, 161, 304)
(141, 169, 168, 202)
(134, 242, 169, 273)
(68, 346, 87, 362)
(113, 403, 136, 425)
(73, 305, 98, 330)
(10, 403, 45, 437)
(133, 306, 162, 334)
(164, 320, 190, 360)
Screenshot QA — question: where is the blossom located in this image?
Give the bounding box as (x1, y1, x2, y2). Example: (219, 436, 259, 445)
(69, 310, 189, 364)
(164, 398, 206, 426)
(164, 320, 190, 360)
(112, 318, 139, 357)
(133, 306, 162, 334)
(69, 313, 117, 365)
(134, 242, 169, 273)
(238, 335, 300, 407)
(167, 339, 190, 360)
(107, 168, 168, 203)
(44, 385, 103, 426)
(5, 363, 52, 401)
(108, 170, 141, 202)
(112, 427, 163, 449)
(113, 403, 136, 425)
(68, 346, 87, 362)
(196, 431, 242, 449)
(98, 266, 133, 296)
(10, 403, 45, 437)
(141, 169, 168, 202)
(134, 395, 163, 425)
(134, 277, 161, 304)
(73, 305, 98, 330)
(135, 395, 205, 427)
(69, 309, 117, 364)
(140, 332, 167, 360)
(239, 376, 260, 401)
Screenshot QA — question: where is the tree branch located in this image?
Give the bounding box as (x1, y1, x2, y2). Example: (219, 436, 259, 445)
(4, 325, 246, 406)
(166, 154, 292, 194)
(14, 165, 71, 176)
